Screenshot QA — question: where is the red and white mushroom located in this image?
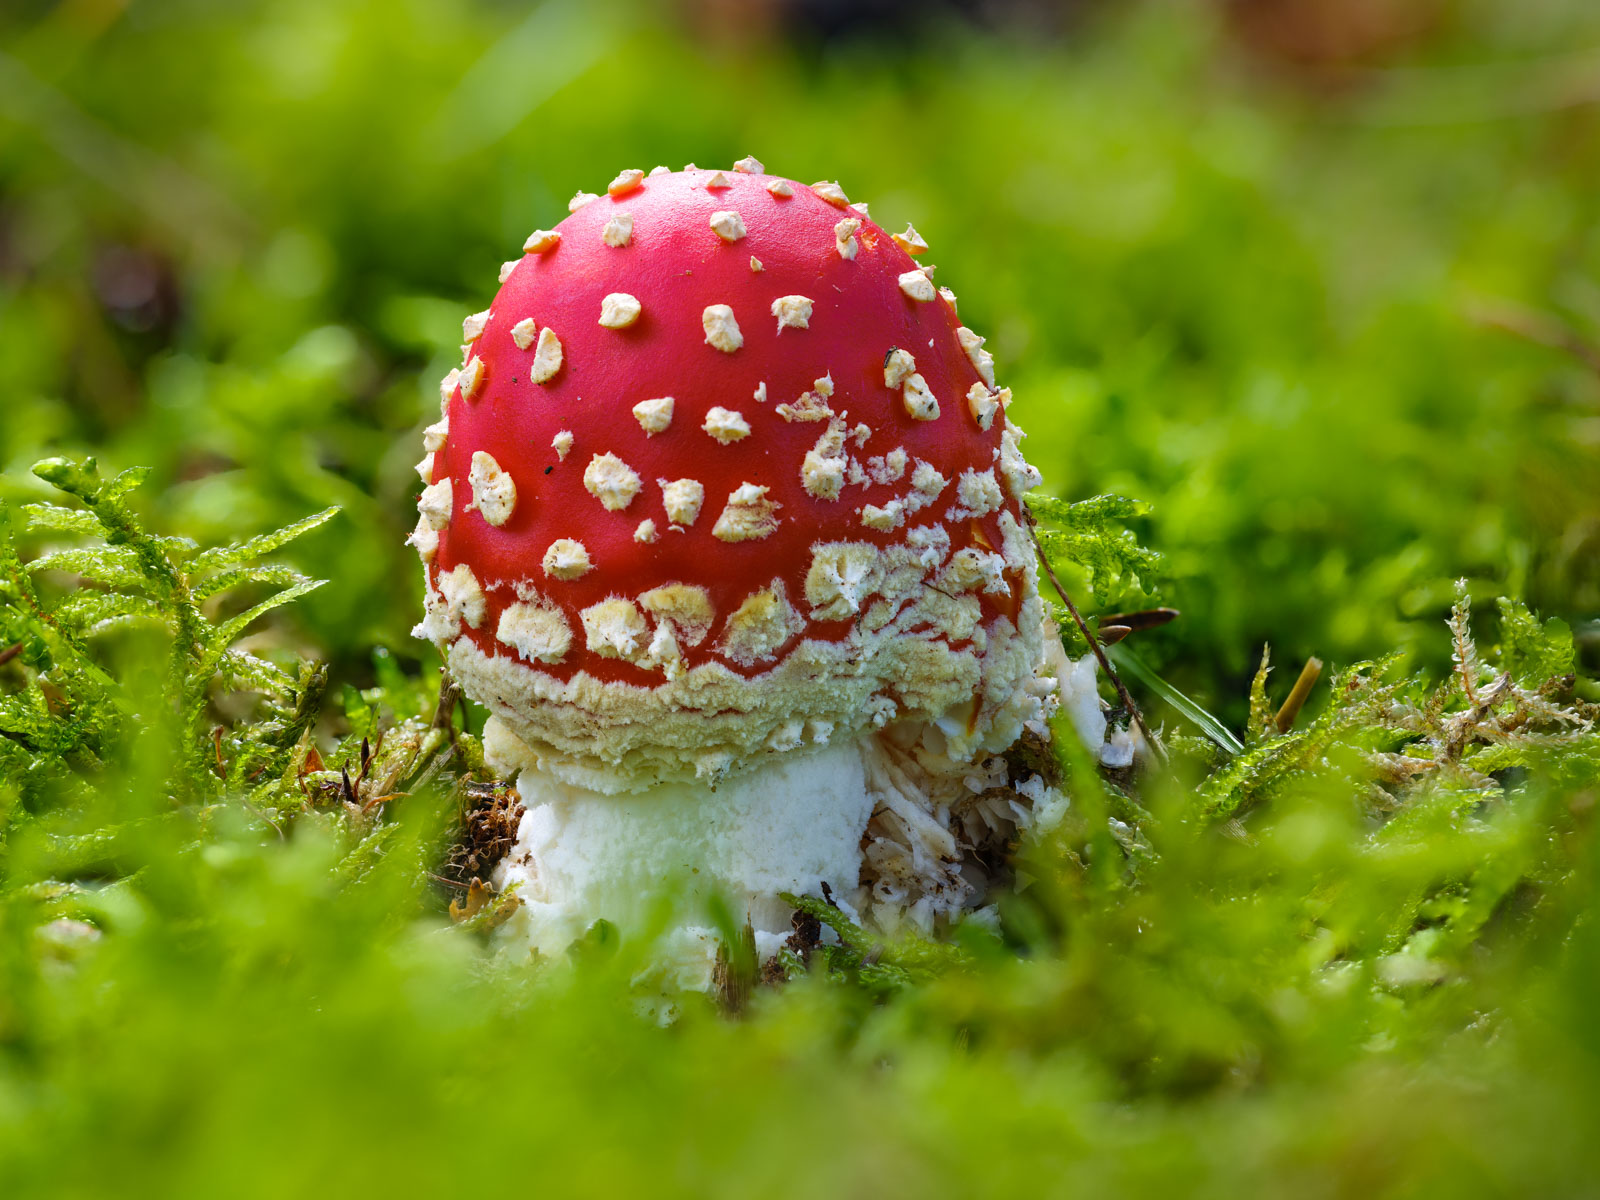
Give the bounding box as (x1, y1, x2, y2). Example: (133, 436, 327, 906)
(412, 163, 1061, 963)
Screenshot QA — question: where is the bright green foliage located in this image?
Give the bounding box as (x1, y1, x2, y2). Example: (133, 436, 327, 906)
(1030, 493, 1162, 611)
(3, 0, 1597, 715)
(2, 0, 1600, 1193)
(1498, 596, 1577, 689)
(0, 461, 492, 904)
(0, 457, 334, 810)
(1195, 585, 1594, 821)
(0, 478, 1593, 1196)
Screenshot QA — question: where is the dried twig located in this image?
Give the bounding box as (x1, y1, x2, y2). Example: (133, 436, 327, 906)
(1026, 519, 1165, 764)
(1274, 657, 1323, 733)
(430, 671, 462, 736)
(1098, 607, 1180, 633)
(1469, 299, 1600, 378)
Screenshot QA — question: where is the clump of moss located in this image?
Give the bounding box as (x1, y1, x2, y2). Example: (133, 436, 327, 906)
(1, 464, 1597, 1197)
(0, 457, 491, 884)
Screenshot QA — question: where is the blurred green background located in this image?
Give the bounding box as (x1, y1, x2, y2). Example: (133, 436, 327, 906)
(4, 2, 1600, 1195)
(4, 0, 1597, 719)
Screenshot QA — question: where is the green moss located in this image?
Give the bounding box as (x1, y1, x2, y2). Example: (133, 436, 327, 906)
(2, 0, 1599, 1192)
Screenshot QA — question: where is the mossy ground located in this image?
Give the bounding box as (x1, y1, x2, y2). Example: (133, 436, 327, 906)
(2, 1, 1599, 1194)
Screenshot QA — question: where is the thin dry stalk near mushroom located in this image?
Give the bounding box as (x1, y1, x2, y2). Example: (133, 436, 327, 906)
(409, 161, 1127, 979)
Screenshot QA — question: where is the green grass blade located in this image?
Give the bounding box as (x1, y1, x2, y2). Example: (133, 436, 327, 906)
(1109, 642, 1244, 756)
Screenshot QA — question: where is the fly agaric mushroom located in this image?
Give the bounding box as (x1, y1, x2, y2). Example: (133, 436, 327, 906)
(412, 163, 1063, 968)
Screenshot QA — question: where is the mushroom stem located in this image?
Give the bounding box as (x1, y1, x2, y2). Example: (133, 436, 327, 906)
(489, 696, 1076, 977)
(493, 739, 877, 981)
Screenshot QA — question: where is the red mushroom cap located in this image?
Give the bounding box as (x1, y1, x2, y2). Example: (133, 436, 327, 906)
(412, 165, 1045, 786)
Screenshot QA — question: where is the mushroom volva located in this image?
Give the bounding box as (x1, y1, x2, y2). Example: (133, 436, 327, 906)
(412, 159, 1074, 967)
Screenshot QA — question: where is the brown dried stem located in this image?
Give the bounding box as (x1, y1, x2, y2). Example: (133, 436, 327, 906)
(1097, 606, 1180, 633)
(430, 670, 462, 736)
(1274, 657, 1323, 733)
(1469, 299, 1600, 378)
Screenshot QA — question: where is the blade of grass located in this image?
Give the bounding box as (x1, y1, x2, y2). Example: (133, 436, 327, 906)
(1108, 642, 1244, 757)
